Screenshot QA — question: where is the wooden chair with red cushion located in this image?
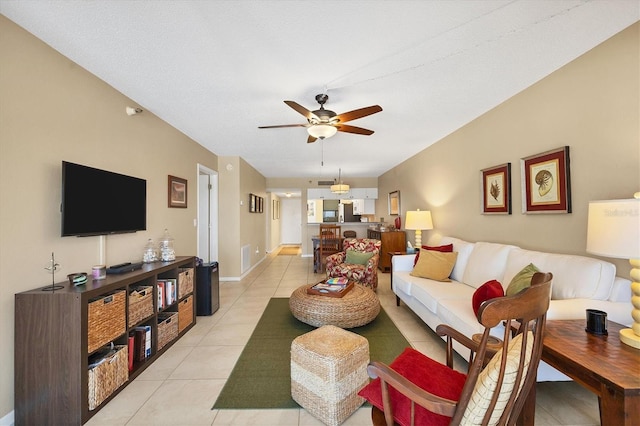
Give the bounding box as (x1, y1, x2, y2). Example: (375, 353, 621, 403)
(359, 272, 553, 426)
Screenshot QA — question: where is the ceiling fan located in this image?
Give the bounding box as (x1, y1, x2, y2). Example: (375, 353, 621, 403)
(258, 94, 382, 143)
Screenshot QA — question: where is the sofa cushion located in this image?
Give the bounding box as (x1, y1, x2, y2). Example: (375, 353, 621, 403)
(410, 279, 477, 314)
(462, 242, 517, 289)
(345, 249, 374, 265)
(411, 250, 458, 282)
(413, 243, 454, 266)
(506, 263, 539, 297)
(439, 237, 475, 282)
(503, 248, 616, 300)
(472, 280, 504, 316)
(437, 298, 485, 337)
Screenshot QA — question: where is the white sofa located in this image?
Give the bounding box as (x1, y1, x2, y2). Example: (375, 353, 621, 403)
(391, 236, 632, 381)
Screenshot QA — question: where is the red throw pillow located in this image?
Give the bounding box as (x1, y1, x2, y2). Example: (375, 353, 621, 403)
(472, 280, 504, 317)
(413, 243, 454, 267)
(358, 347, 466, 426)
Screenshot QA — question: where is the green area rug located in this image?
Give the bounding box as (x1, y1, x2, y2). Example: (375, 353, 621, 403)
(212, 297, 410, 409)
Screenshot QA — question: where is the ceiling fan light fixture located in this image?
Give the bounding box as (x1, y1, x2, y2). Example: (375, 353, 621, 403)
(307, 124, 337, 139)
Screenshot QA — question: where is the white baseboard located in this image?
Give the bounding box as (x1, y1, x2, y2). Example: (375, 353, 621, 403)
(0, 410, 14, 426)
(220, 255, 266, 281)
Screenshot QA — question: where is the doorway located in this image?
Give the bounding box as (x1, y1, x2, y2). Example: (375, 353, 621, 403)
(197, 164, 218, 263)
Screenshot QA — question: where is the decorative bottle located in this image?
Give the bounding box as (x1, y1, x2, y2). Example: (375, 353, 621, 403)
(142, 239, 158, 263)
(159, 229, 176, 261)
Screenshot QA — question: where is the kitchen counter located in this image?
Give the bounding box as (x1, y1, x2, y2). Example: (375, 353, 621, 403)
(307, 222, 386, 239)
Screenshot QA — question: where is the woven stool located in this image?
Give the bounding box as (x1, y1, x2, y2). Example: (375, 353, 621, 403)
(291, 325, 369, 426)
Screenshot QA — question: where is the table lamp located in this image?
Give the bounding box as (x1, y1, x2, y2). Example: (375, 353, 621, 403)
(586, 194, 640, 349)
(405, 209, 433, 248)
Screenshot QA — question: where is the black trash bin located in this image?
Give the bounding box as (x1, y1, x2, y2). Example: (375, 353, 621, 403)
(196, 262, 219, 316)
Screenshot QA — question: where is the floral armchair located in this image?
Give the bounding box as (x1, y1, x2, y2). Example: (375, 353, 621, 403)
(325, 238, 381, 290)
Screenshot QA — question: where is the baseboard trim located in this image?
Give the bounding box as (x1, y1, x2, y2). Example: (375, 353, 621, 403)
(0, 409, 14, 426)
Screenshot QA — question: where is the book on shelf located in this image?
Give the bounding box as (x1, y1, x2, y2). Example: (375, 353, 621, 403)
(162, 278, 177, 306)
(157, 281, 165, 310)
(134, 325, 151, 360)
(127, 333, 134, 371)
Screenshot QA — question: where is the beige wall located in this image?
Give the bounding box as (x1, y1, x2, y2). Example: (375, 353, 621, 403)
(0, 16, 219, 417)
(239, 157, 267, 273)
(377, 22, 639, 278)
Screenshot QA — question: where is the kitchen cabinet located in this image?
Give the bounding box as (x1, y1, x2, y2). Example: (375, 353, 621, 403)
(363, 199, 375, 214)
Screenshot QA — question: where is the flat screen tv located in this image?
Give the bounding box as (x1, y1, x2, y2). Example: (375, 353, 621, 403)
(61, 161, 147, 236)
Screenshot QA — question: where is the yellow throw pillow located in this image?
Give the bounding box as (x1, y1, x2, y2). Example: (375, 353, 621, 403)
(410, 250, 458, 282)
(506, 263, 540, 296)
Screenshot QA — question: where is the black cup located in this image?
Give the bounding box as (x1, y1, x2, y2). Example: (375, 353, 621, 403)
(586, 309, 608, 335)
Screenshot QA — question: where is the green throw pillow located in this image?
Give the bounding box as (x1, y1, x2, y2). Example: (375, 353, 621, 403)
(506, 263, 540, 296)
(345, 250, 374, 265)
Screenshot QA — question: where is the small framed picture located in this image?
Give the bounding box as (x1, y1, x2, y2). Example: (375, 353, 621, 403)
(249, 194, 256, 213)
(388, 191, 400, 215)
(521, 146, 571, 214)
(258, 196, 263, 213)
(481, 163, 511, 214)
(168, 175, 187, 208)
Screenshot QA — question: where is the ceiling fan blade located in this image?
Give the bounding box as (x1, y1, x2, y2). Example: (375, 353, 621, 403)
(258, 124, 307, 129)
(335, 124, 374, 135)
(335, 105, 382, 123)
(307, 135, 317, 143)
(284, 101, 319, 121)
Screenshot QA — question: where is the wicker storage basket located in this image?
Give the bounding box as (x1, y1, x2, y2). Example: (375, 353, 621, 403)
(291, 325, 369, 426)
(157, 312, 179, 350)
(88, 290, 126, 353)
(88, 345, 128, 410)
(178, 268, 194, 299)
(128, 286, 154, 328)
(178, 295, 193, 333)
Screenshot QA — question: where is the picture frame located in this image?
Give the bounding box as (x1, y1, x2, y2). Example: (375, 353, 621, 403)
(276, 200, 280, 219)
(388, 190, 400, 215)
(249, 194, 256, 213)
(521, 146, 571, 214)
(481, 163, 511, 214)
(258, 196, 263, 213)
(168, 175, 187, 208)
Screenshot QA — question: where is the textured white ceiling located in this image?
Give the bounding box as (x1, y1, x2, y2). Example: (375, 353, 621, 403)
(1, 1, 638, 181)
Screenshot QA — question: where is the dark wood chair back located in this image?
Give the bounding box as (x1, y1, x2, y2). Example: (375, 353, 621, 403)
(319, 225, 342, 273)
(368, 272, 553, 426)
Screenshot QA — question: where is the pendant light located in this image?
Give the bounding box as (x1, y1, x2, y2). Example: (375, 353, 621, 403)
(330, 168, 350, 194)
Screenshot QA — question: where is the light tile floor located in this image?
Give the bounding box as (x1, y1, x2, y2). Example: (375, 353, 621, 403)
(86, 249, 600, 426)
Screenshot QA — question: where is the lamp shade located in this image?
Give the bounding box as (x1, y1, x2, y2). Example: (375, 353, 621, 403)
(405, 210, 434, 231)
(307, 124, 337, 139)
(586, 198, 640, 259)
(330, 183, 350, 194)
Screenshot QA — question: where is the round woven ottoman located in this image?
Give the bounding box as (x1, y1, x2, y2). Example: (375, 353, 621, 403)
(289, 283, 380, 328)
